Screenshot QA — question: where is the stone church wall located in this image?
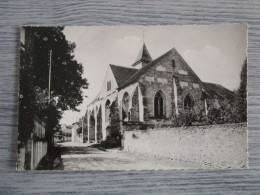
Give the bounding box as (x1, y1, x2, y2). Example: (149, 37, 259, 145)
(139, 69, 174, 120)
(123, 123, 247, 169)
(138, 48, 206, 123)
(176, 79, 205, 115)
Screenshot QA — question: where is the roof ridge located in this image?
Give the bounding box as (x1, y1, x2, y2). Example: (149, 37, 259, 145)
(203, 82, 230, 89)
(110, 64, 138, 70)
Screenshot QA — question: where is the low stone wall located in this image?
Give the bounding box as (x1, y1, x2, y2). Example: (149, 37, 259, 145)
(123, 123, 247, 169)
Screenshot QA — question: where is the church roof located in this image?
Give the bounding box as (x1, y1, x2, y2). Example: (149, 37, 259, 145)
(110, 64, 138, 87)
(119, 47, 205, 90)
(132, 43, 153, 67)
(88, 47, 233, 108)
(203, 82, 235, 100)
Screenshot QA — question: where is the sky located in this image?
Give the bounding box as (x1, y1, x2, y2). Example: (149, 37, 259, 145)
(60, 24, 247, 125)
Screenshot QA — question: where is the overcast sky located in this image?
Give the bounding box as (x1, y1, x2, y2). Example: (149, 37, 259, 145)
(60, 24, 247, 125)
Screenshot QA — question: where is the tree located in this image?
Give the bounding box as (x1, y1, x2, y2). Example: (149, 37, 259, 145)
(19, 27, 88, 146)
(18, 42, 36, 146)
(27, 27, 88, 112)
(236, 58, 247, 122)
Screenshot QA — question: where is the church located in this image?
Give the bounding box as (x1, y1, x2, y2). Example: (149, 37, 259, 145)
(83, 43, 233, 143)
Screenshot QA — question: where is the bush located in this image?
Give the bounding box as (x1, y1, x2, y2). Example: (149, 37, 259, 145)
(172, 96, 242, 126)
(172, 108, 208, 127)
(100, 134, 122, 149)
(207, 98, 240, 124)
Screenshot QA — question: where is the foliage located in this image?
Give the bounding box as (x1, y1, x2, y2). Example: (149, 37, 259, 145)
(204, 95, 245, 125)
(100, 134, 122, 149)
(76, 126, 82, 134)
(207, 58, 247, 124)
(236, 58, 247, 122)
(27, 27, 88, 112)
(172, 99, 239, 126)
(18, 44, 36, 144)
(172, 109, 207, 127)
(18, 27, 88, 146)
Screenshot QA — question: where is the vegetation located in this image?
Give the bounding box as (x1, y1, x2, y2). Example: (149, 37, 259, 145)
(18, 27, 88, 149)
(171, 58, 247, 126)
(207, 58, 247, 124)
(236, 58, 247, 122)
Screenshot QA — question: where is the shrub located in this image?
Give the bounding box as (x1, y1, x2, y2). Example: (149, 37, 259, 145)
(207, 98, 239, 124)
(100, 134, 122, 149)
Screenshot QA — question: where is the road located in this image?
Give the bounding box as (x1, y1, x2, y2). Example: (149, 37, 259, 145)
(57, 142, 198, 170)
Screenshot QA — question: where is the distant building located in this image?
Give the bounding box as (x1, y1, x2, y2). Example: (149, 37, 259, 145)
(71, 122, 83, 143)
(84, 43, 233, 143)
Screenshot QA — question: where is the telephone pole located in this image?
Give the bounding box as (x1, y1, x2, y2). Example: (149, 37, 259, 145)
(48, 50, 52, 104)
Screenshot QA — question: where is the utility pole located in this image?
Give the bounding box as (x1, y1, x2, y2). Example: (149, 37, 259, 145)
(47, 49, 54, 149)
(48, 50, 52, 104)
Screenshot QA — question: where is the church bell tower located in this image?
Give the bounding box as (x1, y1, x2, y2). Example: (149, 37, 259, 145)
(132, 43, 153, 69)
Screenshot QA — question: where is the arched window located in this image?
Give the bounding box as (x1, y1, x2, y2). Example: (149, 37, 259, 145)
(154, 90, 165, 118)
(122, 92, 130, 121)
(105, 100, 110, 122)
(184, 94, 194, 111)
(172, 59, 176, 70)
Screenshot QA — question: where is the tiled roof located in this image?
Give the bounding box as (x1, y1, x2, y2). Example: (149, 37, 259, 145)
(109, 64, 138, 87)
(203, 82, 235, 100)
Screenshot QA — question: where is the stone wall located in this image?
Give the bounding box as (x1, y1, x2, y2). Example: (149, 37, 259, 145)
(123, 123, 247, 169)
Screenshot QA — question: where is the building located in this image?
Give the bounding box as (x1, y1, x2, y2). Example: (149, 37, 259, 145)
(61, 124, 72, 142)
(83, 43, 233, 143)
(71, 122, 83, 143)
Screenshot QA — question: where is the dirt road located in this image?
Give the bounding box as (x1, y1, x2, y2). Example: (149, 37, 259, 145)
(57, 142, 198, 170)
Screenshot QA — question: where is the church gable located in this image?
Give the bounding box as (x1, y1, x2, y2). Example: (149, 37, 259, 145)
(140, 52, 174, 85)
(98, 64, 138, 100)
(138, 48, 203, 88)
(149, 48, 205, 93)
(171, 48, 202, 84)
(99, 65, 119, 99)
(150, 48, 202, 84)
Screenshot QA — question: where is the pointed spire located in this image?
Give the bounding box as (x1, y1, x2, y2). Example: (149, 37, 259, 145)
(132, 43, 153, 68)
